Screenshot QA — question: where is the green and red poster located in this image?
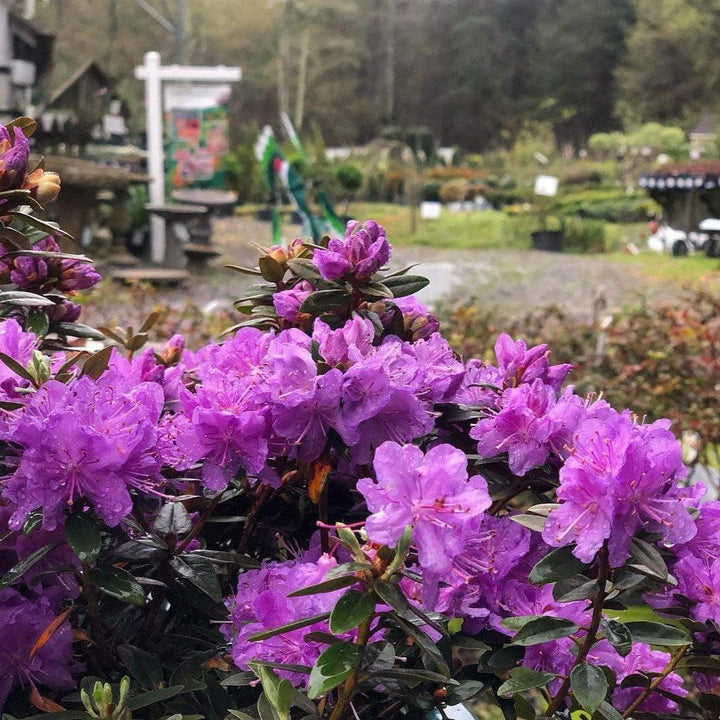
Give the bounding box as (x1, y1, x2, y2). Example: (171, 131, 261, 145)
(163, 83, 232, 189)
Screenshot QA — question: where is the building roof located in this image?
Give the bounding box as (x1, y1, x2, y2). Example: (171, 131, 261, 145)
(640, 161, 720, 192)
(39, 60, 114, 112)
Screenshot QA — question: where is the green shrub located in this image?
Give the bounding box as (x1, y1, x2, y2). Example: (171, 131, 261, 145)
(561, 216, 607, 253)
(334, 163, 363, 193)
(439, 178, 471, 203)
(554, 190, 659, 223)
(439, 289, 720, 462)
(588, 131, 626, 158)
(421, 180, 442, 201)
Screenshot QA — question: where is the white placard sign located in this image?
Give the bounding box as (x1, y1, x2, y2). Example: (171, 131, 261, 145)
(534, 174, 559, 197)
(420, 201, 442, 219)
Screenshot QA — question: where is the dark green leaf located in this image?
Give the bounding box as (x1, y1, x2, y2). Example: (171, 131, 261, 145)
(513, 693, 537, 720)
(287, 575, 358, 597)
(9, 211, 73, 240)
(679, 655, 720, 675)
(593, 700, 624, 720)
(497, 667, 556, 696)
(225, 264, 263, 276)
(602, 619, 632, 657)
(329, 590, 376, 635)
(0, 542, 56, 588)
(115, 538, 167, 562)
(0, 351, 34, 382)
(367, 668, 458, 685)
(55, 323, 105, 340)
(248, 613, 331, 642)
(65, 513, 102, 564)
(511, 617, 579, 646)
(307, 642, 362, 700)
(125, 686, 185, 711)
(624, 621, 690, 647)
(554, 575, 607, 603)
(286, 258, 322, 282)
(508, 514, 546, 533)
(27, 309, 50, 336)
(89, 566, 146, 606)
(81, 346, 113, 380)
(0, 290, 54, 307)
(299, 289, 349, 315)
(118, 644, 164, 689)
(258, 255, 286, 283)
(571, 663, 608, 714)
(170, 555, 222, 601)
(360, 281, 393, 298)
(391, 614, 451, 677)
(154, 502, 192, 536)
(528, 545, 588, 585)
(383, 274, 430, 298)
(445, 680, 485, 705)
(627, 538, 669, 582)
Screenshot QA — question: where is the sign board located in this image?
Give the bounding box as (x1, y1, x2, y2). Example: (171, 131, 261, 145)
(164, 83, 232, 188)
(420, 201, 442, 219)
(134, 52, 240, 263)
(534, 174, 559, 197)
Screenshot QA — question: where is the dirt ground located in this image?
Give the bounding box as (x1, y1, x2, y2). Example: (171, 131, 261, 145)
(84, 216, 694, 332)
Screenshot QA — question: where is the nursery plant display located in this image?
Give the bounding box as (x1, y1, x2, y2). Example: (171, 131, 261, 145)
(1, 118, 720, 720)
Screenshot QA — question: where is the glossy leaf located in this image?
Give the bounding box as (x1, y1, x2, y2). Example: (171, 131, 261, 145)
(329, 590, 375, 634)
(570, 663, 608, 713)
(65, 513, 102, 564)
(511, 617, 579, 646)
(624, 620, 691, 647)
(528, 545, 588, 585)
(497, 667, 556, 696)
(307, 642, 362, 699)
(89, 566, 146, 606)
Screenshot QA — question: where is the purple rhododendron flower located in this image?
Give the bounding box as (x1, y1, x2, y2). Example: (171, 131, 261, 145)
(673, 554, 720, 625)
(588, 640, 687, 714)
(431, 515, 531, 630)
(313, 220, 390, 281)
(0, 319, 36, 404)
(358, 442, 491, 574)
(225, 553, 345, 684)
(387, 296, 440, 341)
(272, 368, 343, 461)
(0, 125, 30, 192)
(3, 236, 101, 293)
(312, 315, 375, 367)
(544, 410, 696, 565)
(273, 280, 312, 323)
(494, 333, 572, 391)
(471, 379, 557, 475)
(0, 589, 76, 707)
(2, 376, 164, 530)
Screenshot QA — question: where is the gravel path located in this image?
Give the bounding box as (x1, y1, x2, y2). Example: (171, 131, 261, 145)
(85, 216, 681, 330)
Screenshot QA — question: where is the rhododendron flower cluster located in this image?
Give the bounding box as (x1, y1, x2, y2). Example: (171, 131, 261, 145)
(1, 121, 719, 720)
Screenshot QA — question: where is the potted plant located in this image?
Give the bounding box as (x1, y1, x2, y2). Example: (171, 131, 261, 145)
(531, 194, 564, 251)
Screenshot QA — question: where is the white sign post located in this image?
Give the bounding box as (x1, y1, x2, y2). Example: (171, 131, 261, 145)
(134, 51, 241, 263)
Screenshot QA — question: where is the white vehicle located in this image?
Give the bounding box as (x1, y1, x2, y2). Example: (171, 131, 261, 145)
(647, 220, 720, 256)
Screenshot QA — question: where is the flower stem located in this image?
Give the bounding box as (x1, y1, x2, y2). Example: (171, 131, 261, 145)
(544, 544, 610, 717)
(328, 618, 372, 720)
(621, 644, 689, 718)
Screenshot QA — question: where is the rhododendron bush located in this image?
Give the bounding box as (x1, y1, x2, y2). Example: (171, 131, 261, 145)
(1, 119, 720, 720)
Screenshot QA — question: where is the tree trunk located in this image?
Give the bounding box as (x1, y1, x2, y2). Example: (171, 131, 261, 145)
(294, 26, 310, 131)
(385, 0, 396, 123)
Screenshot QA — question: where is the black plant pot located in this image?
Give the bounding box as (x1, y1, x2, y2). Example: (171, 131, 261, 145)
(531, 230, 563, 252)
